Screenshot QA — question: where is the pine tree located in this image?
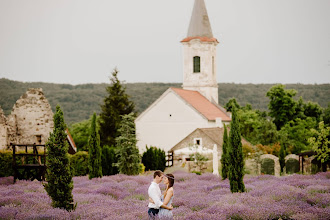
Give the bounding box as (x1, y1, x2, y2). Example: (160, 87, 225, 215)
(88, 113, 102, 179)
(228, 106, 245, 193)
(99, 68, 135, 147)
(279, 143, 286, 174)
(115, 113, 140, 175)
(221, 125, 229, 180)
(44, 105, 74, 211)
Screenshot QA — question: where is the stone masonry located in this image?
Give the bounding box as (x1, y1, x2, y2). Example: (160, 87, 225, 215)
(0, 88, 54, 149)
(0, 107, 8, 149)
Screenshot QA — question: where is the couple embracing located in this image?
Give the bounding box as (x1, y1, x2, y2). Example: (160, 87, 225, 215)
(148, 170, 175, 219)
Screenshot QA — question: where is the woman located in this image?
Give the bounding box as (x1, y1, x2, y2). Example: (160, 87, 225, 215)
(154, 174, 175, 219)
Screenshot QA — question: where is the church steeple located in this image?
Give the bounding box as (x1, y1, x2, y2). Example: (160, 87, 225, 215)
(181, 0, 219, 104)
(187, 0, 213, 38)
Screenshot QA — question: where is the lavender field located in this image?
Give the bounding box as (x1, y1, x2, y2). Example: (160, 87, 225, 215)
(1, 172, 330, 220)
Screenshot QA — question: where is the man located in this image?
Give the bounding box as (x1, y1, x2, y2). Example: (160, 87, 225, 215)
(148, 170, 173, 218)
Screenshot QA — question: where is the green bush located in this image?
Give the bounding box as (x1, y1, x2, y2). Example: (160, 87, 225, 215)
(102, 145, 119, 175)
(286, 158, 299, 174)
(0, 151, 13, 177)
(142, 146, 166, 171)
(261, 158, 275, 175)
(69, 151, 89, 176)
(191, 171, 201, 175)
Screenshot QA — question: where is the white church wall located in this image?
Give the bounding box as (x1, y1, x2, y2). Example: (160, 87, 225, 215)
(136, 91, 212, 153)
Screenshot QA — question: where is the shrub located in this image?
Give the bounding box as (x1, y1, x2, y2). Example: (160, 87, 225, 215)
(69, 151, 89, 176)
(0, 151, 13, 177)
(102, 145, 119, 175)
(142, 146, 166, 171)
(242, 144, 255, 158)
(256, 143, 280, 156)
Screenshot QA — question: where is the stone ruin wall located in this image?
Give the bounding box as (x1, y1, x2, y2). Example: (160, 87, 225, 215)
(0, 107, 8, 150)
(6, 88, 54, 146)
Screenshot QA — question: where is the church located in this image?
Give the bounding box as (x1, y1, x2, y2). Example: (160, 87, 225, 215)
(135, 0, 231, 153)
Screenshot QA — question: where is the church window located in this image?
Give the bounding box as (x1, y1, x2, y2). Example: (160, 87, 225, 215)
(194, 138, 202, 146)
(193, 56, 200, 73)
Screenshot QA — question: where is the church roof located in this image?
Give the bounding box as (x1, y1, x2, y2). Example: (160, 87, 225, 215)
(182, 0, 216, 42)
(171, 88, 231, 121)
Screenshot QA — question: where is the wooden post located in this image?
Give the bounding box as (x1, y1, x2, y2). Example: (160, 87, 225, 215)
(12, 143, 17, 183)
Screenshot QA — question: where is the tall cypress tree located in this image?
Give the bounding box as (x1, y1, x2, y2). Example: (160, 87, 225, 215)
(44, 105, 74, 211)
(88, 113, 102, 179)
(99, 68, 135, 147)
(221, 125, 229, 180)
(228, 106, 245, 193)
(279, 143, 286, 174)
(115, 113, 140, 175)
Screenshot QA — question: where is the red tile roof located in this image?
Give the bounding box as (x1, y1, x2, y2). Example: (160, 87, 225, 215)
(66, 129, 77, 154)
(171, 88, 231, 121)
(181, 36, 219, 43)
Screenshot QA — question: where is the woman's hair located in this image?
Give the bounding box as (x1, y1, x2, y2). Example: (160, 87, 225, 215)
(166, 174, 174, 188)
(164, 174, 175, 198)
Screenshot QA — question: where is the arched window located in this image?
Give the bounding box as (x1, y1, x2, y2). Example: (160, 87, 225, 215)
(193, 56, 200, 73)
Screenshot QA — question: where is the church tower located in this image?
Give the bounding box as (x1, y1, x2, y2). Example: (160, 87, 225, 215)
(181, 0, 219, 103)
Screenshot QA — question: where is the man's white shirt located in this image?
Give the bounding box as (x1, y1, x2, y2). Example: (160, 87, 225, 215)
(148, 182, 163, 209)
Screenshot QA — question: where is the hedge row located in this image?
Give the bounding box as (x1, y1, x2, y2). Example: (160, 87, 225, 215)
(0, 150, 89, 177)
(0, 147, 122, 178)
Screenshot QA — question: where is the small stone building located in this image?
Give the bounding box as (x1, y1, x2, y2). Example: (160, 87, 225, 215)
(0, 88, 76, 153)
(171, 127, 251, 172)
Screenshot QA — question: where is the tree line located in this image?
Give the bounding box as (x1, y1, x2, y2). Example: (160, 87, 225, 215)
(1, 78, 329, 124)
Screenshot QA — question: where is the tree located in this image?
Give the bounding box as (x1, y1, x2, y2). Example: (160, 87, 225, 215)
(142, 146, 166, 172)
(115, 113, 140, 175)
(69, 118, 92, 151)
(221, 125, 229, 180)
(99, 68, 135, 147)
(323, 103, 330, 127)
(102, 145, 119, 175)
(266, 84, 297, 130)
(189, 152, 208, 173)
(225, 98, 241, 112)
(279, 117, 316, 154)
(228, 106, 245, 193)
(88, 113, 102, 179)
(279, 143, 286, 174)
(44, 105, 74, 211)
(308, 121, 330, 172)
(255, 119, 279, 146)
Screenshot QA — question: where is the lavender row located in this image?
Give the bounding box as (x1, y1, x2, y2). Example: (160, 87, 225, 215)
(1, 172, 329, 219)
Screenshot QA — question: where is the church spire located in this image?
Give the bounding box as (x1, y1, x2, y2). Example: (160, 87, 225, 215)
(187, 0, 213, 38)
(181, 0, 219, 104)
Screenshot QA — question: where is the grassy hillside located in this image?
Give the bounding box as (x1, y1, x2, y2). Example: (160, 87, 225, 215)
(0, 78, 329, 125)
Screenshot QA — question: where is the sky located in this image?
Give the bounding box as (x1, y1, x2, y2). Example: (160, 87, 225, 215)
(0, 0, 329, 85)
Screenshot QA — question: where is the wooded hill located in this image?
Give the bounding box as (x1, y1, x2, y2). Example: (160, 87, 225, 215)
(0, 78, 329, 125)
